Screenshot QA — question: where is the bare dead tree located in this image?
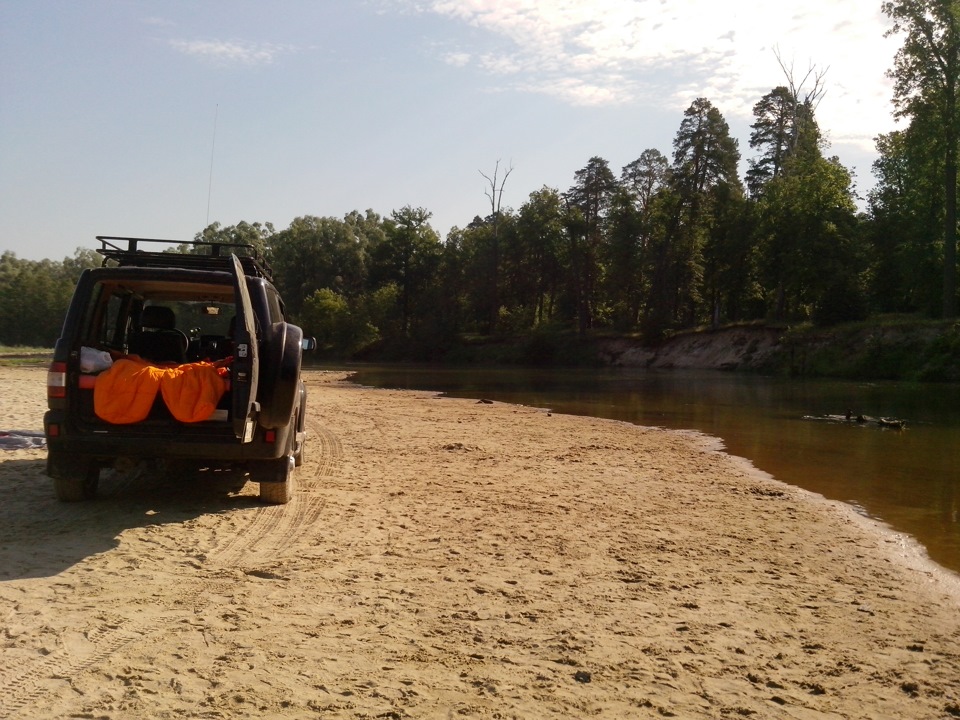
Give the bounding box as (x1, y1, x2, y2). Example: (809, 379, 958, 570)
(480, 159, 514, 223)
(478, 160, 514, 333)
(774, 47, 829, 153)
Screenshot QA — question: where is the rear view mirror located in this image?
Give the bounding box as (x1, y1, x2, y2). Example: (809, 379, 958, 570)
(301, 337, 317, 351)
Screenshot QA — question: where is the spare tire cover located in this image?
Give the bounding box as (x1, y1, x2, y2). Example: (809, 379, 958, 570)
(258, 322, 304, 429)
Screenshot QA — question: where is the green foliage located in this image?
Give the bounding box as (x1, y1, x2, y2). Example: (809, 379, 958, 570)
(773, 318, 960, 380)
(916, 322, 960, 381)
(563, 156, 619, 334)
(868, 128, 946, 316)
(519, 327, 599, 367)
(365, 283, 403, 341)
(436, 326, 598, 366)
(193, 221, 275, 256)
(302, 289, 348, 349)
(370, 206, 441, 337)
(300, 287, 388, 358)
(813, 274, 870, 327)
(672, 98, 742, 197)
(0, 345, 53, 366)
(747, 86, 795, 195)
(0, 248, 99, 347)
(757, 148, 861, 321)
(270, 214, 372, 317)
(882, 0, 960, 317)
(638, 98, 745, 338)
(0, 345, 52, 354)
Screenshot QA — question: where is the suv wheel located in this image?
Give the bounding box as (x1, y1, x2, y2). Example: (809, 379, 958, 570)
(51, 455, 100, 502)
(259, 454, 294, 505)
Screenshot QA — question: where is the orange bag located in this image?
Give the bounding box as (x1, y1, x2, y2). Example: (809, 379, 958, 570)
(93, 358, 166, 424)
(159, 362, 227, 423)
(94, 358, 227, 424)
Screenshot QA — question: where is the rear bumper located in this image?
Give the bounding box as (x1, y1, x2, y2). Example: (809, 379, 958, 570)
(44, 409, 291, 464)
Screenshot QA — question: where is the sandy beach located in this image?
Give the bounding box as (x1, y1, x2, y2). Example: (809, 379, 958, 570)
(1, 365, 958, 719)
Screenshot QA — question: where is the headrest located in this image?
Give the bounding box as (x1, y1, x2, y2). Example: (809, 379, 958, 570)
(141, 305, 176, 331)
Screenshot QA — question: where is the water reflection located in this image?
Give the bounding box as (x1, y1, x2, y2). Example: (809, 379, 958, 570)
(348, 367, 960, 575)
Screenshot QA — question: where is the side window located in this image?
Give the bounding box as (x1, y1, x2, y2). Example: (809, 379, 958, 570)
(100, 293, 126, 347)
(82, 284, 126, 348)
(266, 288, 284, 323)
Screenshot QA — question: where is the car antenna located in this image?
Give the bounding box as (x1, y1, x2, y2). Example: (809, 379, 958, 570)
(206, 103, 218, 228)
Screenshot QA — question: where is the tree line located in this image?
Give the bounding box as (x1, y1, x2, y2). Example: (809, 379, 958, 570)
(1, 0, 956, 358)
(0, 248, 101, 347)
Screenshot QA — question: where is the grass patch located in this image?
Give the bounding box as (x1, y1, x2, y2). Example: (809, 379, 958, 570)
(771, 316, 960, 381)
(0, 345, 53, 366)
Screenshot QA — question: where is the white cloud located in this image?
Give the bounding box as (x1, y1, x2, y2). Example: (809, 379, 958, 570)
(406, 0, 901, 151)
(142, 16, 175, 27)
(442, 51, 472, 67)
(518, 76, 621, 106)
(169, 39, 296, 66)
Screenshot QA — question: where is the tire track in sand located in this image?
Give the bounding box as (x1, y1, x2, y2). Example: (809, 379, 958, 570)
(0, 425, 343, 719)
(207, 422, 341, 569)
(0, 613, 144, 720)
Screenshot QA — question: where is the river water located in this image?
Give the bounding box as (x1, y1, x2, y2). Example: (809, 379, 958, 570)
(347, 366, 960, 576)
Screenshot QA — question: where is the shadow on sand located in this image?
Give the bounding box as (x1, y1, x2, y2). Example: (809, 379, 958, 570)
(0, 457, 263, 581)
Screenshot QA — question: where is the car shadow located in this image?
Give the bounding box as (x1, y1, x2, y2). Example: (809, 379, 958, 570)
(0, 457, 263, 581)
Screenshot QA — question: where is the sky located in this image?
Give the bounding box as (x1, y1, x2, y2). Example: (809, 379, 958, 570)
(1, 0, 904, 262)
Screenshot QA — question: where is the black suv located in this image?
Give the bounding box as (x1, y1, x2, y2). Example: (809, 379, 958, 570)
(44, 236, 312, 504)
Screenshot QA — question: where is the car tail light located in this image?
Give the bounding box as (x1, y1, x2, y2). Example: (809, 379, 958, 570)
(47, 424, 60, 437)
(47, 361, 67, 399)
(264, 429, 276, 444)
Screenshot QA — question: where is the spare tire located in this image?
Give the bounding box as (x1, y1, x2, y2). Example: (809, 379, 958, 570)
(258, 322, 304, 429)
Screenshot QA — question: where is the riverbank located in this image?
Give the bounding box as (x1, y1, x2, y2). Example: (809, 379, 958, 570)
(417, 317, 960, 381)
(1, 367, 959, 718)
(666, 319, 959, 380)
(604, 318, 960, 380)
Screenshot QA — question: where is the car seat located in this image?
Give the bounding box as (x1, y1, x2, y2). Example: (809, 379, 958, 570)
(128, 305, 188, 364)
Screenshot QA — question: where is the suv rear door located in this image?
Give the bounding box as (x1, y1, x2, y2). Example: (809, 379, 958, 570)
(230, 255, 260, 442)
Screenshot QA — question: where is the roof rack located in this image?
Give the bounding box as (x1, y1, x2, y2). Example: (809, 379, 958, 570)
(95, 236, 273, 281)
